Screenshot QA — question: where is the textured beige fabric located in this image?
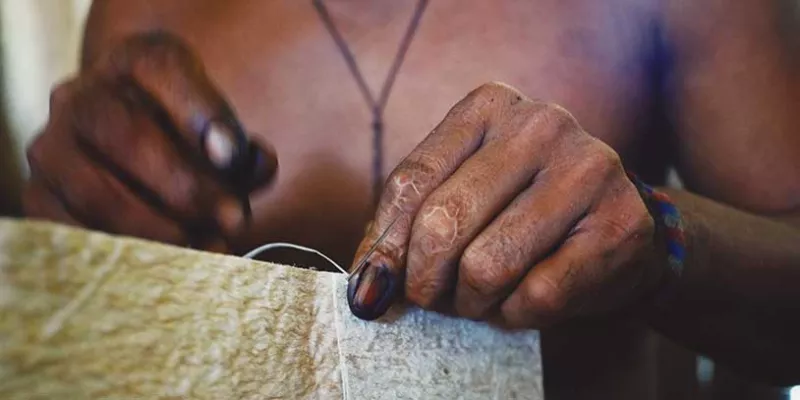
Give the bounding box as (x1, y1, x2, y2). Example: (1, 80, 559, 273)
(0, 218, 543, 399)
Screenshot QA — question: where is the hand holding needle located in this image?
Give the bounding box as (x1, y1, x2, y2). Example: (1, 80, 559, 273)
(347, 217, 401, 320)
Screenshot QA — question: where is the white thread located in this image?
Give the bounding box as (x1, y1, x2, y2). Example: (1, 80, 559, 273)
(245, 243, 352, 398)
(331, 275, 351, 400)
(243, 242, 348, 274)
(245, 244, 351, 398)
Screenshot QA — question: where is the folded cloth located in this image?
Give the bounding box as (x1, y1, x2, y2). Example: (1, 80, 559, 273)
(0, 218, 543, 399)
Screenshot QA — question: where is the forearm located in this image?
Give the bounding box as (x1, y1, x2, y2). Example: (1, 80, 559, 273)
(645, 188, 800, 385)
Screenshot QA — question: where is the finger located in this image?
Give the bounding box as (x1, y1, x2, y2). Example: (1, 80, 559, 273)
(93, 31, 277, 189)
(347, 83, 520, 319)
(453, 159, 605, 319)
(23, 85, 85, 227)
(500, 196, 652, 329)
(498, 230, 598, 329)
(348, 83, 545, 319)
(402, 125, 549, 309)
(28, 136, 191, 246)
(22, 177, 81, 227)
(68, 79, 251, 236)
(400, 93, 591, 309)
(201, 237, 231, 254)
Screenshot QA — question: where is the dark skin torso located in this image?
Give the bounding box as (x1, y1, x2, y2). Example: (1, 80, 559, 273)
(86, 0, 665, 263)
(67, 0, 800, 398)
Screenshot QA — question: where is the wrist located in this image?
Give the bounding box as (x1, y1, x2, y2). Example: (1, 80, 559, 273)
(627, 173, 687, 310)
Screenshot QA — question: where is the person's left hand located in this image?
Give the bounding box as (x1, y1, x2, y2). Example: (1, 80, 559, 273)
(348, 82, 666, 328)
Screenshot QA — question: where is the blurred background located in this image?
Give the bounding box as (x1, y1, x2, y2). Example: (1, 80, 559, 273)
(0, 0, 89, 217)
(0, 1, 796, 399)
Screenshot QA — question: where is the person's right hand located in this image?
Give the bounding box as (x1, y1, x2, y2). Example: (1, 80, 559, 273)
(23, 32, 278, 252)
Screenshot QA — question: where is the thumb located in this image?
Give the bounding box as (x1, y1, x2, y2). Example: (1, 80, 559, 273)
(347, 216, 406, 320)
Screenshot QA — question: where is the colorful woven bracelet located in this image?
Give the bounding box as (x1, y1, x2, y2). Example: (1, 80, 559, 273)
(626, 172, 686, 303)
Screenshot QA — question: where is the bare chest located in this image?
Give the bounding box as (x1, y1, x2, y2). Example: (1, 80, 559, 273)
(170, 0, 660, 260)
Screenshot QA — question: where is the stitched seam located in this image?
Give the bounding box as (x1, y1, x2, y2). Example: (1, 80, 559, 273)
(332, 275, 350, 400)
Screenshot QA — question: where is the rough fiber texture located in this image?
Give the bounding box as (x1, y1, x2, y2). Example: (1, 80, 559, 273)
(0, 218, 543, 399)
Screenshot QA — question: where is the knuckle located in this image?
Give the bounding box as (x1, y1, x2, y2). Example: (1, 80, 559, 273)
(514, 102, 579, 143)
(537, 102, 578, 130)
(476, 81, 517, 98)
(538, 101, 572, 119)
(473, 81, 506, 98)
(519, 277, 569, 316)
(383, 179, 420, 216)
(384, 157, 439, 210)
(587, 145, 623, 177)
(49, 80, 77, 111)
(25, 132, 67, 176)
(414, 198, 472, 257)
(599, 146, 624, 174)
(414, 218, 454, 259)
(459, 245, 508, 297)
(465, 82, 527, 110)
(406, 275, 443, 310)
(30, 93, 84, 167)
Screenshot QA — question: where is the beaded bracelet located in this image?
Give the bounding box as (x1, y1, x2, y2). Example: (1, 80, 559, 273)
(626, 172, 686, 305)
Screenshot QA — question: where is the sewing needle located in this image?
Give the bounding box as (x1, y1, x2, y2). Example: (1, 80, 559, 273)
(349, 216, 400, 277)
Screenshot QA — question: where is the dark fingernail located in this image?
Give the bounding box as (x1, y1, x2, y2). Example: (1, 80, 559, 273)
(244, 143, 278, 189)
(347, 261, 398, 321)
(204, 238, 230, 254)
(204, 123, 237, 168)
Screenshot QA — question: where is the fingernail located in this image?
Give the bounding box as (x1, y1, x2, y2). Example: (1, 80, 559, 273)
(205, 123, 236, 168)
(204, 238, 230, 254)
(245, 144, 278, 188)
(347, 261, 397, 321)
(216, 198, 246, 233)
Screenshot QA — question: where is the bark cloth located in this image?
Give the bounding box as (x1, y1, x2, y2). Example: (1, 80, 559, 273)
(0, 218, 543, 399)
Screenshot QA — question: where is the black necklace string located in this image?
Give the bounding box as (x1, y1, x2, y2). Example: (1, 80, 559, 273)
(312, 0, 429, 207)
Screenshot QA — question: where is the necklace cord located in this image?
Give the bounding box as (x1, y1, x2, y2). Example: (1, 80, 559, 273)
(375, 0, 429, 112)
(312, 0, 429, 206)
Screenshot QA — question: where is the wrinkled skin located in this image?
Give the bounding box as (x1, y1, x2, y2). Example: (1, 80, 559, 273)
(349, 82, 664, 328)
